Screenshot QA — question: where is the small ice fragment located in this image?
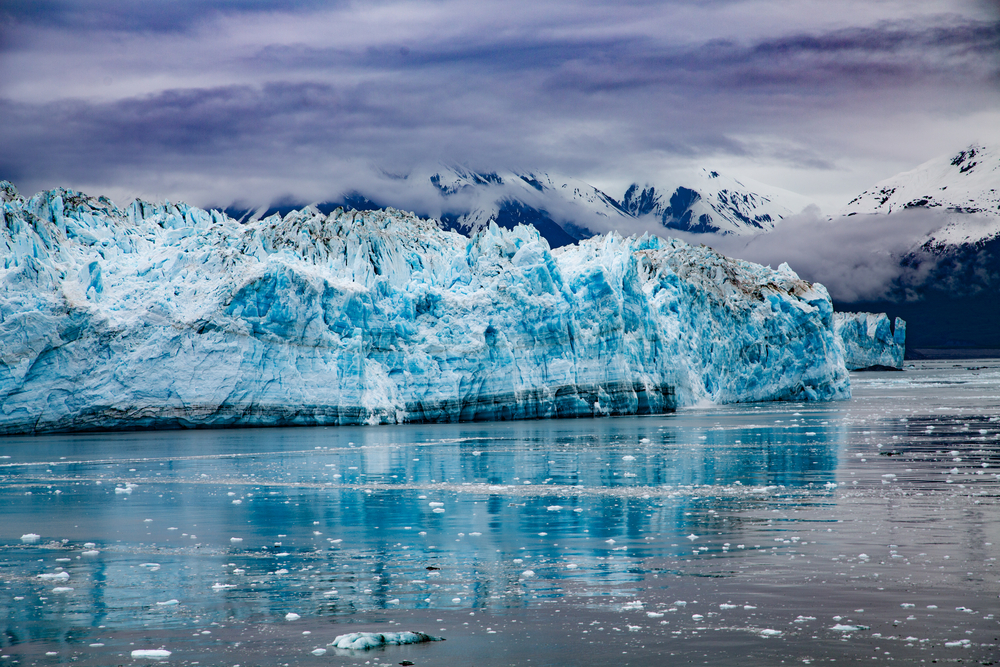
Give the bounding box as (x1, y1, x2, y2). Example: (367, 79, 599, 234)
(858, 553, 869, 560)
(744, 605, 756, 610)
(719, 604, 737, 610)
(115, 486, 132, 494)
(687, 534, 698, 541)
(944, 639, 971, 648)
(211, 583, 234, 590)
(831, 624, 868, 632)
(793, 615, 816, 623)
(51, 587, 74, 593)
(452, 597, 461, 603)
(432, 508, 445, 513)
(565, 563, 578, 569)
(311, 648, 326, 656)
(82, 549, 99, 556)
(230, 537, 243, 543)
(691, 614, 704, 620)
(759, 629, 782, 637)
(900, 603, 914, 608)
(20, 533, 40, 543)
(546, 505, 563, 511)
(605, 539, 616, 544)
(156, 599, 179, 606)
(232, 499, 242, 504)
(647, 612, 664, 618)
(622, 455, 635, 461)
(285, 613, 300, 621)
(428, 502, 444, 507)
(130, 649, 171, 659)
(520, 570, 535, 578)
(622, 601, 643, 610)
(328, 631, 443, 650)
(38, 572, 70, 581)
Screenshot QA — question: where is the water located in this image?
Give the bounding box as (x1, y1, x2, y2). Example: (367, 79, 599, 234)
(1, 360, 998, 665)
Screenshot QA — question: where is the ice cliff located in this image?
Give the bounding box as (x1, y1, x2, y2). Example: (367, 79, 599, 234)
(0, 182, 850, 434)
(833, 312, 906, 371)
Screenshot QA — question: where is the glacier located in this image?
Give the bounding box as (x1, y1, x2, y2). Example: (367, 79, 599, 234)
(0, 182, 850, 435)
(833, 312, 906, 371)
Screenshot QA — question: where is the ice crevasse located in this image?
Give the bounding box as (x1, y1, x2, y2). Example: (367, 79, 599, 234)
(0, 182, 851, 434)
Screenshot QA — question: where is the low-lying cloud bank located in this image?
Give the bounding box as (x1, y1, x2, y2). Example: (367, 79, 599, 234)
(668, 207, 982, 303)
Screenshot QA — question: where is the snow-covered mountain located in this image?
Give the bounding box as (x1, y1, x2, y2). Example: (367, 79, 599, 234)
(833, 143, 1000, 353)
(619, 168, 812, 236)
(0, 181, 851, 434)
(232, 165, 811, 249)
(842, 142, 1000, 247)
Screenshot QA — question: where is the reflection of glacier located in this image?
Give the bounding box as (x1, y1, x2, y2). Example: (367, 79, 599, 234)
(1, 184, 849, 434)
(1, 415, 844, 629)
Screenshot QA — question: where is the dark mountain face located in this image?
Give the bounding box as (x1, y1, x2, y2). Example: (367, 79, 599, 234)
(836, 235, 1000, 356)
(440, 199, 585, 247)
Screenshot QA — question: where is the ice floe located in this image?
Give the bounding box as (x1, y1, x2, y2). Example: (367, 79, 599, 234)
(329, 631, 444, 650)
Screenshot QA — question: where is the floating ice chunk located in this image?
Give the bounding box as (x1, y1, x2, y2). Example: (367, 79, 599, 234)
(230, 537, 243, 543)
(38, 572, 70, 581)
(858, 553, 869, 560)
(546, 505, 563, 511)
(793, 615, 816, 623)
(115, 485, 133, 494)
(51, 587, 74, 593)
(621, 601, 644, 610)
(744, 605, 756, 610)
(82, 549, 99, 556)
(156, 599, 179, 606)
(647, 612, 664, 618)
(432, 508, 445, 513)
(719, 603, 738, 610)
(944, 639, 971, 648)
(20, 533, 40, 543)
(211, 583, 234, 590)
(520, 570, 535, 578)
(329, 631, 443, 650)
(565, 563, 578, 569)
(622, 455, 636, 461)
(232, 499, 242, 504)
(830, 624, 868, 632)
(451, 597, 461, 603)
(900, 603, 914, 608)
(692, 614, 704, 620)
(428, 502, 444, 507)
(687, 534, 698, 541)
(759, 629, 782, 637)
(285, 613, 300, 621)
(131, 649, 171, 659)
(311, 648, 326, 656)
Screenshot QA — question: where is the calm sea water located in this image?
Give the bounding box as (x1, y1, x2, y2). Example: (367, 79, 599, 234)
(1, 360, 998, 666)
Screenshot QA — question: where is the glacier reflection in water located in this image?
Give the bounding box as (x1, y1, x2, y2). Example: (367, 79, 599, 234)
(1, 360, 999, 666)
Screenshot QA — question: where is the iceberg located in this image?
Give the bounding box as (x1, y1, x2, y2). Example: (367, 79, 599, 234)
(0, 182, 850, 435)
(834, 312, 905, 370)
(329, 631, 443, 650)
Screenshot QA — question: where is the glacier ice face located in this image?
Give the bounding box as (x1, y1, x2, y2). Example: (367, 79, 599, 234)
(0, 182, 850, 435)
(833, 312, 905, 370)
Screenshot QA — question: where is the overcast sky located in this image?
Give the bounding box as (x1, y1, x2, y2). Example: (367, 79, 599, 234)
(2, 0, 998, 211)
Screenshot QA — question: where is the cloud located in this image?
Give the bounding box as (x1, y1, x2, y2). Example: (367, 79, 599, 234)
(0, 2, 998, 207)
(670, 207, 957, 302)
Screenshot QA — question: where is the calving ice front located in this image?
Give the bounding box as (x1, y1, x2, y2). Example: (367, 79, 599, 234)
(0, 182, 861, 434)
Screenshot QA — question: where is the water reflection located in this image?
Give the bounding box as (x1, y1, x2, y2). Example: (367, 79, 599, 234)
(0, 407, 852, 639)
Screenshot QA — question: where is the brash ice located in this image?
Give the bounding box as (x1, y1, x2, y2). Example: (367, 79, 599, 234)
(0, 183, 854, 434)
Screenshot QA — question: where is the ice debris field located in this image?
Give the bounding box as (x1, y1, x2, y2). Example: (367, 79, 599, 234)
(0, 182, 900, 434)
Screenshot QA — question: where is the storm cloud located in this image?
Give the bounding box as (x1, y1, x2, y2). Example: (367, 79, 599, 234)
(1, 0, 998, 209)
